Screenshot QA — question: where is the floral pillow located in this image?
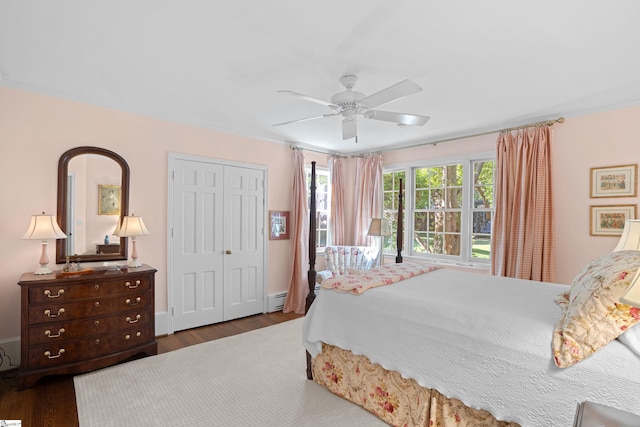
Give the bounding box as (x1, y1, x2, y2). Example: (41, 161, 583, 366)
(552, 250, 640, 368)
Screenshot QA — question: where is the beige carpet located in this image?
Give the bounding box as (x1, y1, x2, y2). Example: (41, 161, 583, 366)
(74, 318, 387, 426)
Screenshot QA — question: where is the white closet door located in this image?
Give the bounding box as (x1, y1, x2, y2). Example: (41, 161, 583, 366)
(170, 156, 266, 332)
(172, 159, 225, 332)
(223, 165, 265, 320)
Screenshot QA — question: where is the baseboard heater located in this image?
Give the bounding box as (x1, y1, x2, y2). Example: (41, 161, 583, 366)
(267, 285, 321, 313)
(267, 291, 287, 312)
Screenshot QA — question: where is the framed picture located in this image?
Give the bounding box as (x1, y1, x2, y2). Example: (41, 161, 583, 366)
(590, 205, 637, 236)
(98, 184, 121, 215)
(269, 211, 290, 240)
(590, 164, 637, 198)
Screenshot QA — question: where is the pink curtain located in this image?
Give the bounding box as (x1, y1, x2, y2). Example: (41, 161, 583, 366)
(491, 126, 557, 282)
(329, 156, 346, 245)
(353, 153, 383, 246)
(283, 148, 309, 313)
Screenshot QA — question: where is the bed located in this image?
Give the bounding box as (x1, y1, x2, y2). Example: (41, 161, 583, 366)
(302, 161, 640, 426)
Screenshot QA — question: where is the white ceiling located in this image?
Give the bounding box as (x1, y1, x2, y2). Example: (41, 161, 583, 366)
(1, 1, 639, 155)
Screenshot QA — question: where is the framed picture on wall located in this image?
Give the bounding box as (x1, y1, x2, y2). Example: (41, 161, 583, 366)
(269, 211, 290, 240)
(590, 164, 637, 198)
(98, 184, 121, 215)
(590, 204, 637, 236)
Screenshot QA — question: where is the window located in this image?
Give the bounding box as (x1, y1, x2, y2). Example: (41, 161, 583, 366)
(470, 159, 494, 260)
(306, 167, 330, 249)
(383, 156, 494, 264)
(382, 170, 406, 253)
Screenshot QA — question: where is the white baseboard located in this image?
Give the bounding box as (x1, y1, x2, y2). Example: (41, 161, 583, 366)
(155, 311, 169, 336)
(0, 336, 20, 371)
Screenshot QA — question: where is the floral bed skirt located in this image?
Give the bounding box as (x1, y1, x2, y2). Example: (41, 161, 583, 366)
(312, 343, 520, 427)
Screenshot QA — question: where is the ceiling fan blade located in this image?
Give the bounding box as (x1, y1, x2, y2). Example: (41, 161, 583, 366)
(277, 90, 339, 110)
(342, 118, 357, 140)
(360, 79, 422, 109)
(364, 110, 430, 126)
(273, 113, 339, 127)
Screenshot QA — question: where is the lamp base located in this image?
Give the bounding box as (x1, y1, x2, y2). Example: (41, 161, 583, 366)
(34, 266, 53, 275)
(128, 260, 143, 268)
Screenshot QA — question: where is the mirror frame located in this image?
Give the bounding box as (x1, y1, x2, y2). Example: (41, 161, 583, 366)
(56, 146, 130, 264)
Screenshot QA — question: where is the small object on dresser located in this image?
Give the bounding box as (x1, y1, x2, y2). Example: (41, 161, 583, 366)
(104, 235, 110, 244)
(574, 401, 640, 427)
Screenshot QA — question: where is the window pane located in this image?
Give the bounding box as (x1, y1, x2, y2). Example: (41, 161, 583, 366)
(415, 189, 429, 209)
(472, 211, 492, 234)
(471, 234, 491, 259)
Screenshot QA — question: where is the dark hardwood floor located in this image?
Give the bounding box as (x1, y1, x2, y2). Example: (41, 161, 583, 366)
(0, 311, 302, 426)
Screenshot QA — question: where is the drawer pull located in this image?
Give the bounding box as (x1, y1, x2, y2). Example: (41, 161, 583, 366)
(95, 339, 100, 345)
(44, 289, 65, 298)
(95, 301, 100, 307)
(125, 332, 142, 340)
(95, 284, 100, 290)
(44, 308, 65, 318)
(44, 349, 65, 359)
(94, 320, 100, 327)
(126, 314, 141, 324)
(44, 328, 65, 338)
(125, 280, 141, 289)
(126, 297, 141, 306)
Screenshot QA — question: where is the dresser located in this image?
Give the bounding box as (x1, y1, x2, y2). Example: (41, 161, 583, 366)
(17, 264, 157, 390)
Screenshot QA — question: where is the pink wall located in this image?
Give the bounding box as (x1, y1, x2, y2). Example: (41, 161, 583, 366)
(1, 84, 639, 342)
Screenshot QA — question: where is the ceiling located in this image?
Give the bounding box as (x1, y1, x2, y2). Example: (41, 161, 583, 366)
(1, 1, 639, 155)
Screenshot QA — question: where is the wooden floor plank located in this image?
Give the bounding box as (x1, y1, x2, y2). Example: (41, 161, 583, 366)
(0, 311, 302, 426)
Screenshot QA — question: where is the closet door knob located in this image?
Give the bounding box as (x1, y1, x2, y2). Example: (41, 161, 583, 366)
(225, 250, 232, 255)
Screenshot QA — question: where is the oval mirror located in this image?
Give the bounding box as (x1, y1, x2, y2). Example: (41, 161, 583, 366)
(56, 146, 129, 264)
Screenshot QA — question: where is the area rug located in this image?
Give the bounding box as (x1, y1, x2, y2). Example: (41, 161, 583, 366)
(74, 318, 386, 426)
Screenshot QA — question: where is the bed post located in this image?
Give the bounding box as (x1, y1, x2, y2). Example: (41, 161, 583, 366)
(305, 161, 317, 380)
(396, 178, 404, 263)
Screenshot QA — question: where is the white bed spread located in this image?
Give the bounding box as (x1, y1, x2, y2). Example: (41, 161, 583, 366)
(303, 268, 640, 426)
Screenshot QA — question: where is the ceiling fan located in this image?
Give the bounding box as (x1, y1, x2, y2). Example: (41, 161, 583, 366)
(273, 75, 430, 142)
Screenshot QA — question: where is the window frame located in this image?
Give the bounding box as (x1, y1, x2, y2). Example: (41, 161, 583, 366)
(306, 166, 331, 251)
(383, 151, 495, 267)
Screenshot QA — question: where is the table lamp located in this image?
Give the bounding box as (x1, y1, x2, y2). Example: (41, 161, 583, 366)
(117, 214, 149, 268)
(367, 218, 390, 266)
(22, 212, 67, 275)
(617, 220, 640, 306)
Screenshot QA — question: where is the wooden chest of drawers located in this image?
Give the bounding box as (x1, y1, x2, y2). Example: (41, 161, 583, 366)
(17, 264, 157, 390)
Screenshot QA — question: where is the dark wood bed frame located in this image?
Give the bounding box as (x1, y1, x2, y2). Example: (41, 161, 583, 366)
(305, 160, 404, 379)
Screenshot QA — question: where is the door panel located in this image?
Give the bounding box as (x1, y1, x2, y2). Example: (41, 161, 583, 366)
(172, 160, 224, 332)
(223, 166, 265, 321)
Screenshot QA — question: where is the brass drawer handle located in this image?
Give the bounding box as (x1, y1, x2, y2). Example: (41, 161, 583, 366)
(126, 314, 141, 324)
(44, 349, 65, 359)
(125, 280, 141, 289)
(125, 297, 141, 306)
(94, 320, 100, 327)
(44, 328, 65, 338)
(95, 301, 100, 307)
(44, 289, 65, 298)
(44, 308, 65, 318)
(95, 339, 100, 345)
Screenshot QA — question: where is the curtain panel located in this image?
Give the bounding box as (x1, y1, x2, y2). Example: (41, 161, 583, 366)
(353, 154, 383, 246)
(283, 148, 309, 313)
(329, 156, 346, 245)
(491, 126, 557, 282)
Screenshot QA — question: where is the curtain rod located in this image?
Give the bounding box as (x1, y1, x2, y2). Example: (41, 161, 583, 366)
(288, 116, 565, 155)
(499, 117, 565, 133)
(375, 116, 565, 153)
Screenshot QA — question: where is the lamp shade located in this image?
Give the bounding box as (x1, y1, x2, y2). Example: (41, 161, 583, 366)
(614, 220, 640, 251)
(22, 212, 67, 240)
(117, 214, 150, 237)
(620, 269, 640, 307)
(367, 218, 391, 237)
